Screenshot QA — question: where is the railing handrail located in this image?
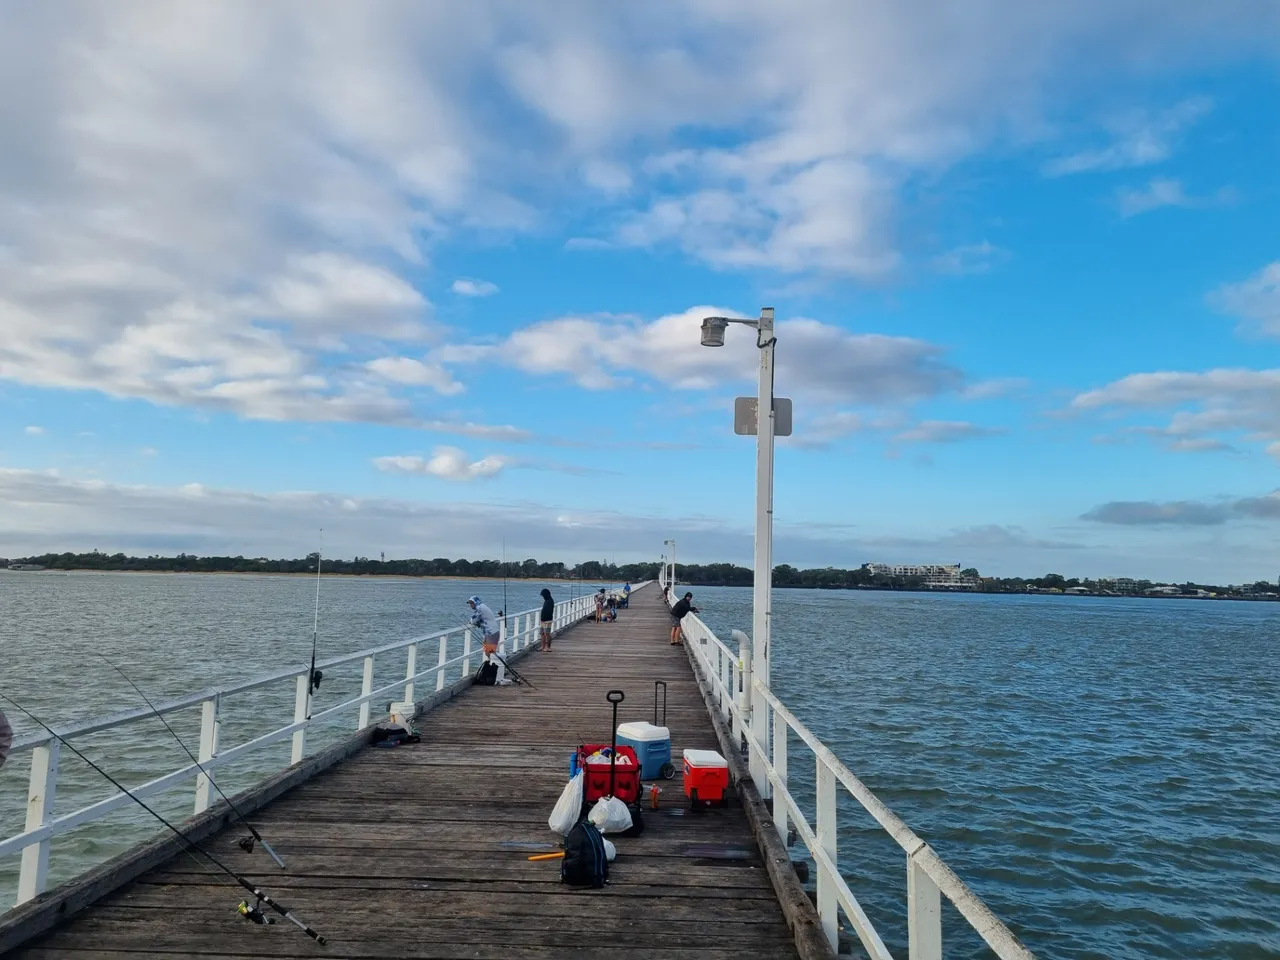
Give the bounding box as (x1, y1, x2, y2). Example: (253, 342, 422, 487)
(3, 583, 648, 908)
(659, 569, 1033, 960)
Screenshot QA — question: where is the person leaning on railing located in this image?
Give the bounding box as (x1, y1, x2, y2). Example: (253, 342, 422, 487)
(669, 592, 698, 646)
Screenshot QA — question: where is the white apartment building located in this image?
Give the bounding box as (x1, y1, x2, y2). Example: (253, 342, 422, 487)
(863, 562, 965, 587)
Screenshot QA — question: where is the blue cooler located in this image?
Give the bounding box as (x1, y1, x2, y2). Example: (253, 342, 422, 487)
(616, 721, 675, 780)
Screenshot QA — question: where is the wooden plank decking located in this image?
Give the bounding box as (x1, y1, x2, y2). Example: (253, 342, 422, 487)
(9, 586, 802, 960)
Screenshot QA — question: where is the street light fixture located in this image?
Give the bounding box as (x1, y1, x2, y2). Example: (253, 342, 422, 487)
(699, 306, 778, 797)
(663, 539, 677, 589)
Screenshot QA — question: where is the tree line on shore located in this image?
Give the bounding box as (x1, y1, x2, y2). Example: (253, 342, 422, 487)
(3, 551, 1268, 597)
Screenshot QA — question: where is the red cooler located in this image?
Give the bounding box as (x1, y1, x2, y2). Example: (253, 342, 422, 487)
(683, 748, 729, 809)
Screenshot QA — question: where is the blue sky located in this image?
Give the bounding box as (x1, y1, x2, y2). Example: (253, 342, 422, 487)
(2, 2, 1280, 582)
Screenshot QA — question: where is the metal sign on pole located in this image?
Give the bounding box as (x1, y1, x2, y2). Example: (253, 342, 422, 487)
(734, 397, 793, 437)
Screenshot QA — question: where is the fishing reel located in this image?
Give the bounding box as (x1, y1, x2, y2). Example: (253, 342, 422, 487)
(238, 835, 257, 855)
(309, 668, 323, 693)
(238, 898, 273, 925)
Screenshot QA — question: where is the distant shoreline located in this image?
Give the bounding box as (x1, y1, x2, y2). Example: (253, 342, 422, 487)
(0, 568, 609, 584)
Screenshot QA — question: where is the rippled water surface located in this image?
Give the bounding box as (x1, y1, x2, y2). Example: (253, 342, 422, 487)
(3, 574, 1279, 958)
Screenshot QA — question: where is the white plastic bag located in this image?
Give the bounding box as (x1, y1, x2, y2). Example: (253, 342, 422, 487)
(587, 795, 633, 834)
(602, 837, 617, 862)
(549, 772, 583, 835)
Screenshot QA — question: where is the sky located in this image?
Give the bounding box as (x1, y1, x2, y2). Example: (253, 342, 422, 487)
(2, 1, 1280, 583)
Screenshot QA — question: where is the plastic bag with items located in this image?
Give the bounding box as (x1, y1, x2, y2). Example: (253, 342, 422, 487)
(587, 795, 633, 834)
(549, 771, 584, 836)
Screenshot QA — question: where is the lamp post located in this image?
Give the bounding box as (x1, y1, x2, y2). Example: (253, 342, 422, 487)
(700, 307, 776, 796)
(664, 539, 676, 590)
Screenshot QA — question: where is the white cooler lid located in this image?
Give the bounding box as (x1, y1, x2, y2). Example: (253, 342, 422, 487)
(683, 748, 727, 768)
(617, 721, 670, 741)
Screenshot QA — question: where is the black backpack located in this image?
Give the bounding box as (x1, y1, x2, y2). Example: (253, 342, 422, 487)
(475, 661, 498, 686)
(561, 821, 609, 888)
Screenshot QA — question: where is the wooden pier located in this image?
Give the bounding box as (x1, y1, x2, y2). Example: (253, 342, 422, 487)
(5, 586, 816, 959)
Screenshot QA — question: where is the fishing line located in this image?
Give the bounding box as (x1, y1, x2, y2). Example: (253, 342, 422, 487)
(0, 693, 328, 945)
(94, 653, 287, 869)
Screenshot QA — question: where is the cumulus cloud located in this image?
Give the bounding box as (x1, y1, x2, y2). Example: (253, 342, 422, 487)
(451, 278, 500, 297)
(365, 357, 464, 395)
(24, 426, 45, 436)
(1082, 493, 1280, 527)
(442, 306, 963, 404)
(1211, 261, 1280, 337)
(1115, 178, 1234, 218)
(374, 448, 507, 482)
(893, 420, 1003, 444)
(1044, 97, 1213, 176)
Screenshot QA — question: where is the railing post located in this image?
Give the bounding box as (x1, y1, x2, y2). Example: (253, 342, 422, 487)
(194, 696, 220, 814)
(290, 673, 309, 764)
(816, 757, 839, 951)
(16, 741, 60, 905)
(357, 655, 374, 729)
(436, 635, 448, 692)
(462, 630, 472, 677)
(908, 856, 943, 960)
(404, 642, 417, 704)
(735, 629, 752, 753)
(772, 704, 788, 848)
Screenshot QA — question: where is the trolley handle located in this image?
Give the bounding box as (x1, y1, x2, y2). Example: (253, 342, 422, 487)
(654, 680, 667, 726)
(607, 690, 625, 704)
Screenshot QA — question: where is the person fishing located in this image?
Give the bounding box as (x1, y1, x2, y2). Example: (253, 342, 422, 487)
(0, 706, 12, 770)
(467, 596, 500, 657)
(670, 591, 698, 645)
(539, 588, 555, 652)
(621, 582, 631, 608)
(594, 588, 606, 623)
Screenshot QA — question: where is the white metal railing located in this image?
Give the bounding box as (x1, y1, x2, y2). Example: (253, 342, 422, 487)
(2, 585, 642, 908)
(661, 570, 1032, 960)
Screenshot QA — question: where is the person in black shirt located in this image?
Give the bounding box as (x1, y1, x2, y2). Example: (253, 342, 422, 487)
(539, 588, 555, 651)
(669, 592, 697, 645)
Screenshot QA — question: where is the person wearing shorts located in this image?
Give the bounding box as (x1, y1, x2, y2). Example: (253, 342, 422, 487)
(594, 588, 606, 622)
(467, 595, 500, 655)
(539, 588, 555, 651)
(670, 591, 697, 645)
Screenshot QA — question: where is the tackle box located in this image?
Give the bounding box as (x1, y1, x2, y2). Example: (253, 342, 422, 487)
(683, 748, 729, 809)
(616, 721, 675, 780)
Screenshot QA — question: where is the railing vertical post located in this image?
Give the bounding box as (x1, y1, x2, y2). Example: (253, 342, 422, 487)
(290, 673, 309, 764)
(816, 757, 839, 951)
(194, 696, 220, 814)
(525, 612, 533, 648)
(462, 630, 472, 678)
(772, 704, 788, 848)
(16, 741, 60, 905)
(357, 655, 374, 729)
(404, 642, 417, 704)
(908, 857, 943, 960)
(436, 635, 448, 692)
(736, 630, 752, 753)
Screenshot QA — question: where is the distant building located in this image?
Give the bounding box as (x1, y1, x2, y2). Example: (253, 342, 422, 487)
(1099, 577, 1138, 593)
(1145, 585, 1181, 596)
(863, 562, 970, 588)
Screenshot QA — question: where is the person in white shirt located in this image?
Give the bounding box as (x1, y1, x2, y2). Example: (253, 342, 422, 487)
(467, 596, 500, 655)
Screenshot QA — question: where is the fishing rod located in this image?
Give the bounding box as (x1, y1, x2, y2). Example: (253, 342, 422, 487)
(306, 531, 324, 714)
(0, 693, 328, 945)
(94, 652, 287, 869)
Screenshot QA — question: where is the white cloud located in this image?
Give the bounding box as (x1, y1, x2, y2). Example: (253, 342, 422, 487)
(374, 448, 506, 482)
(1210, 261, 1280, 336)
(961, 378, 1029, 400)
(140, 446, 158, 456)
(1071, 368, 1280, 456)
(451, 278, 500, 298)
(24, 425, 45, 436)
(441, 305, 963, 404)
(1116, 178, 1192, 217)
(1044, 97, 1213, 176)
(893, 420, 1003, 443)
(932, 241, 1009, 276)
(365, 356, 464, 395)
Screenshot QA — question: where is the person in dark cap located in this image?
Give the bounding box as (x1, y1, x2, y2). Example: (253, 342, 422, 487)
(669, 591, 698, 645)
(539, 588, 555, 651)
